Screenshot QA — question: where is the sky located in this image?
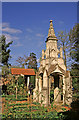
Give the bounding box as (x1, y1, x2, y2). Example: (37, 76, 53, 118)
(2, 2, 77, 67)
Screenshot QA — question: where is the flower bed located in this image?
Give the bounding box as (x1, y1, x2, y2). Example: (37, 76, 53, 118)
(2, 95, 72, 119)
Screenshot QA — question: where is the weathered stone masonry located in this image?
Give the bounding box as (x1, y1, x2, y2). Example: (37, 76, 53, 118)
(33, 20, 72, 106)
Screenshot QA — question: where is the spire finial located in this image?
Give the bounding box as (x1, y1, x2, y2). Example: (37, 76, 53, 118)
(50, 20, 53, 23)
(48, 20, 56, 38)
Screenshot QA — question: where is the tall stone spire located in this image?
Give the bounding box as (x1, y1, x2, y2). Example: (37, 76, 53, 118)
(48, 20, 56, 39)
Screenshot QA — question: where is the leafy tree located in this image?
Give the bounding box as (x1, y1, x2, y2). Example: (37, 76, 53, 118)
(16, 55, 29, 68)
(30, 76, 35, 89)
(57, 31, 70, 69)
(0, 35, 13, 66)
(10, 65, 21, 68)
(69, 23, 79, 63)
(69, 23, 79, 100)
(27, 52, 37, 70)
(16, 56, 25, 68)
(18, 75, 25, 86)
(16, 53, 37, 70)
(5, 74, 26, 96)
(2, 65, 10, 77)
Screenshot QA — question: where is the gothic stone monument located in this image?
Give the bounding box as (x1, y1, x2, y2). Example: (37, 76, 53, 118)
(33, 20, 72, 106)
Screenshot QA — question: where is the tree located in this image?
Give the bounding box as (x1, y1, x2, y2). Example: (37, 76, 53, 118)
(16, 55, 28, 68)
(69, 23, 79, 100)
(16, 53, 37, 70)
(69, 23, 79, 63)
(16, 56, 25, 68)
(0, 35, 13, 66)
(57, 31, 70, 69)
(2, 65, 10, 77)
(27, 52, 37, 70)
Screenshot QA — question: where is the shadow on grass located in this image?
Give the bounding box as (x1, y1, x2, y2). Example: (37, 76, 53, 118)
(59, 100, 79, 120)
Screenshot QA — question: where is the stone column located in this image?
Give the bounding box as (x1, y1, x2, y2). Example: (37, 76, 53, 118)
(43, 70, 48, 87)
(39, 76, 42, 92)
(48, 76, 51, 105)
(27, 76, 30, 89)
(39, 75, 42, 103)
(43, 75, 49, 106)
(65, 73, 72, 105)
(35, 74, 39, 90)
(59, 75, 63, 101)
(42, 50, 45, 59)
(33, 74, 39, 102)
(63, 75, 66, 104)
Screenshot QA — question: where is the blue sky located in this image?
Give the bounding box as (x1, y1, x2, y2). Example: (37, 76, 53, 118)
(2, 2, 77, 66)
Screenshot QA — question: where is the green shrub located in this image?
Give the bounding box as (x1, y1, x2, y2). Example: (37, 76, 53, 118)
(2, 95, 66, 119)
(32, 102, 40, 105)
(50, 89, 54, 103)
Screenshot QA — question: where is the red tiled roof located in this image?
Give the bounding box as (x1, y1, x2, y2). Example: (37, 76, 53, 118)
(11, 68, 35, 75)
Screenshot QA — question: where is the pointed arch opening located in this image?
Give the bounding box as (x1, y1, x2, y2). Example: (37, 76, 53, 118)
(50, 72, 63, 103)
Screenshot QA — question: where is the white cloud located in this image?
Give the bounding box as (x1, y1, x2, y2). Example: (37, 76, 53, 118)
(1, 22, 23, 47)
(5, 34, 13, 42)
(2, 27, 22, 34)
(1, 22, 22, 34)
(2, 22, 10, 28)
(4, 33, 19, 44)
(2, 22, 22, 34)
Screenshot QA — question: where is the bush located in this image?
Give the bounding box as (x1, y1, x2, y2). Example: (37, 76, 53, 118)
(50, 89, 54, 103)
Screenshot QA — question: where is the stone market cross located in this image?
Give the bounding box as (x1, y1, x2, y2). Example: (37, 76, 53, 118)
(33, 20, 72, 106)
